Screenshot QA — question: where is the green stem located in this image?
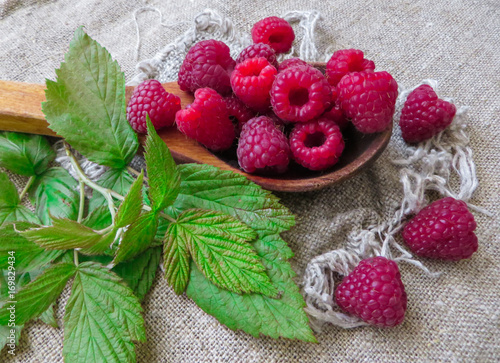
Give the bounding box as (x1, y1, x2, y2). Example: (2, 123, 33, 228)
(64, 143, 175, 224)
(127, 166, 144, 179)
(19, 176, 35, 201)
(64, 142, 116, 222)
(77, 181, 85, 223)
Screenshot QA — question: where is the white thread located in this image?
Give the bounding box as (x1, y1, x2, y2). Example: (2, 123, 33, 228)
(133, 6, 191, 62)
(283, 11, 321, 61)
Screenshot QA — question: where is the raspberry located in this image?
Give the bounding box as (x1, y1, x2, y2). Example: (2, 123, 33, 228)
(177, 40, 235, 95)
(289, 118, 345, 171)
(237, 116, 290, 174)
(278, 57, 308, 72)
(399, 85, 457, 143)
(326, 49, 375, 87)
(230, 57, 277, 113)
(236, 43, 278, 69)
(271, 65, 332, 123)
(402, 197, 477, 260)
(175, 88, 235, 151)
(224, 95, 255, 135)
(335, 257, 407, 328)
(126, 79, 181, 133)
(337, 71, 398, 133)
(251, 16, 295, 54)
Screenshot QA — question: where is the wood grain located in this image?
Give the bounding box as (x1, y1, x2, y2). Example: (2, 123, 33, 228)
(0, 72, 392, 192)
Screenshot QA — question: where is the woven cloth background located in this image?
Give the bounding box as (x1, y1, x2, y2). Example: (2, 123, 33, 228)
(1, 0, 499, 362)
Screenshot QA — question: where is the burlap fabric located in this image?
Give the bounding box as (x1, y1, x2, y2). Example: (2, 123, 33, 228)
(1, 1, 499, 362)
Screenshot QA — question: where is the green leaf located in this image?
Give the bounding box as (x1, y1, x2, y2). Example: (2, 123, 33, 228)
(0, 223, 63, 272)
(162, 223, 191, 295)
(42, 27, 138, 168)
(175, 164, 315, 342)
(0, 172, 19, 207)
(113, 211, 158, 264)
(29, 167, 79, 225)
(113, 247, 161, 301)
(169, 209, 277, 297)
(22, 218, 105, 250)
(0, 132, 55, 176)
(82, 206, 112, 230)
(89, 168, 134, 211)
(0, 325, 23, 351)
(0, 172, 39, 228)
(79, 231, 117, 256)
(175, 164, 295, 234)
(144, 117, 180, 212)
(0, 263, 76, 326)
(0, 206, 40, 228)
(63, 262, 145, 363)
(38, 303, 58, 328)
(115, 170, 144, 228)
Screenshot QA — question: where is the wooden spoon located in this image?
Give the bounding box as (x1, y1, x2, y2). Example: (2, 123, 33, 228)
(0, 66, 392, 192)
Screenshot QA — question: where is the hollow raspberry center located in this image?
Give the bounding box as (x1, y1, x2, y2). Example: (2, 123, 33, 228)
(304, 131, 326, 148)
(289, 87, 309, 106)
(268, 33, 284, 45)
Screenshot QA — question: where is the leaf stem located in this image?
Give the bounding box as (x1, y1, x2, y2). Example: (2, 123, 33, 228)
(77, 181, 85, 223)
(64, 142, 116, 222)
(127, 166, 145, 180)
(64, 143, 175, 224)
(19, 176, 35, 201)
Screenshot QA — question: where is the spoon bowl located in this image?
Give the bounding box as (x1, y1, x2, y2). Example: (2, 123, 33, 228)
(0, 66, 392, 192)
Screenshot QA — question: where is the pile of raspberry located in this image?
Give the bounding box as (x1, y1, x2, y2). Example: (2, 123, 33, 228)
(126, 16, 406, 175)
(126, 18, 472, 329)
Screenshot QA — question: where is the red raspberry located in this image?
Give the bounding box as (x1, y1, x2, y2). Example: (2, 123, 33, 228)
(399, 85, 457, 143)
(251, 16, 295, 54)
(337, 71, 398, 133)
(126, 79, 181, 133)
(237, 116, 290, 174)
(230, 57, 277, 113)
(278, 57, 308, 72)
(326, 49, 375, 87)
(271, 65, 332, 123)
(224, 95, 255, 135)
(335, 257, 407, 328)
(177, 40, 235, 95)
(175, 88, 235, 151)
(289, 118, 345, 171)
(402, 197, 477, 260)
(236, 43, 278, 69)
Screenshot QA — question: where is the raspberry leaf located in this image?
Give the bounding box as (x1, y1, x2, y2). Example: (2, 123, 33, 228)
(21, 218, 109, 250)
(113, 246, 161, 301)
(115, 169, 144, 228)
(0, 173, 40, 227)
(42, 27, 138, 169)
(0, 263, 76, 326)
(89, 168, 135, 211)
(0, 223, 63, 273)
(82, 206, 112, 230)
(175, 164, 295, 234)
(0, 172, 19, 207)
(162, 221, 191, 295)
(28, 167, 79, 225)
(38, 303, 58, 328)
(174, 164, 315, 341)
(144, 117, 180, 212)
(0, 132, 55, 176)
(113, 211, 158, 264)
(63, 262, 145, 363)
(169, 209, 278, 297)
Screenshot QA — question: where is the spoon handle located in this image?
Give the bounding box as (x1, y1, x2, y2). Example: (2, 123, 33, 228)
(0, 79, 241, 172)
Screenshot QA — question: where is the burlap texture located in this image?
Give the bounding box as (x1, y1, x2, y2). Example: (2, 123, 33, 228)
(1, 0, 499, 362)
